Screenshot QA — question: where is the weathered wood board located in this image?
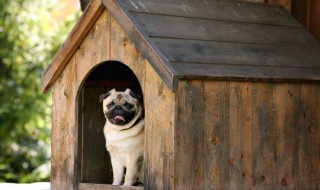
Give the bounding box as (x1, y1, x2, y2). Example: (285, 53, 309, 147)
(144, 62, 175, 190)
(121, 0, 299, 26)
(78, 87, 112, 184)
(175, 80, 320, 189)
(132, 12, 314, 46)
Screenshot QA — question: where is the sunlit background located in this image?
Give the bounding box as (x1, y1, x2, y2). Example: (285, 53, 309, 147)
(0, 0, 79, 184)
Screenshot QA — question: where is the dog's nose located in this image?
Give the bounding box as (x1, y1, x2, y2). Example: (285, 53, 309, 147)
(115, 106, 122, 110)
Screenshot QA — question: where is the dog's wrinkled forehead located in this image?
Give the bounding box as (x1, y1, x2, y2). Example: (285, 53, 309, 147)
(100, 88, 138, 105)
(106, 91, 134, 103)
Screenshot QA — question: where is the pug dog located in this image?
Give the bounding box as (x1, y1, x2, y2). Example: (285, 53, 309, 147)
(99, 88, 144, 186)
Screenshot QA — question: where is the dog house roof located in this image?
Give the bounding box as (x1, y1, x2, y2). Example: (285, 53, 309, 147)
(42, 0, 320, 92)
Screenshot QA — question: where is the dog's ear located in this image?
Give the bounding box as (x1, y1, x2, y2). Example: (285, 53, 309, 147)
(99, 92, 110, 102)
(126, 88, 142, 101)
(99, 89, 116, 102)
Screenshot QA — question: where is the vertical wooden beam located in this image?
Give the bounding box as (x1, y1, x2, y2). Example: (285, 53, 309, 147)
(144, 62, 174, 189)
(298, 84, 320, 189)
(252, 83, 276, 189)
(291, 0, 320, 41)
(175, 80, 205, 189)
(203, 81, 230, 189)
(273, 84, 299, 189)
(51, 56, 78, 190)
(309, 0, 320, 40)
(229, 82, 253, 189)
(292, 0, 308, 26)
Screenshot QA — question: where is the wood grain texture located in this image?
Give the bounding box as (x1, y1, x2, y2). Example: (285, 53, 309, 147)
(292, 0, 320, 41)
(42, 0, 104, 93)
(51, 56, 78, 190)
(154, 38, 320, 69)
(273, 84, 299, 189)
(203, 81, 230, 189)
(228, 82, 253, 189)
(252, 83, 276, 189)
(78, 183, 143, 190)
(76, 10, 111, 86)
(122, 0, 299, 26)
(111, 0, 320, 84)
(173, 81, 320, 189)
(291, 0, 308, 28)
(80, 87, 112, 184)
(309, 0, 320, 41)
(133, 12, 313, 45)
(172, 62, 320, 83)
(175, 80, 205, 189)
(298, 84, 320, 189)
(109, 16, 146, 89)
(144, 62, 174, 189)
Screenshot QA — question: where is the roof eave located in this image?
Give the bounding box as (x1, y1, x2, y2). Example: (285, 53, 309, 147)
(102, 0, 179, 91)
(41, 0, 105, 93)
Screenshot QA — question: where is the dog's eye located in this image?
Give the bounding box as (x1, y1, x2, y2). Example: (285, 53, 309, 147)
(107, 102, 114, 109)
(124, 102, 134, 109)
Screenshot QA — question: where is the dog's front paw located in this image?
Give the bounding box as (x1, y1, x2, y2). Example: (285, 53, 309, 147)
(123, 180, 134, 186)
(112, 182, 121, 186)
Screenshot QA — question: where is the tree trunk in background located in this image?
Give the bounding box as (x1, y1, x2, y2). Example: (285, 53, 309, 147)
(80, 0, 91, 11)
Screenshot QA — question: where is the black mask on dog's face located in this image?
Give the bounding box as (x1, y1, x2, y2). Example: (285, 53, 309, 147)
(105, 101, 136, 125)
(100, 89, 142, 126)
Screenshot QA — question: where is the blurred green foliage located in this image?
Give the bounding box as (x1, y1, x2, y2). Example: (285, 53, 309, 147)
(0, 0, 79, 182)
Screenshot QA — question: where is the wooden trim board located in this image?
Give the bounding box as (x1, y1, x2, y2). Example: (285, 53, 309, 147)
(78, 183, 143, 190)
(42, 0, 105, 93)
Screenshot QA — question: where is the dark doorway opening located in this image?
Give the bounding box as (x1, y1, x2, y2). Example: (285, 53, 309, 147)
(77, 61, 142, 184)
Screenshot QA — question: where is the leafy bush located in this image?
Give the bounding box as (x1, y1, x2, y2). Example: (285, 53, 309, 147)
(0, 0, 79, 182)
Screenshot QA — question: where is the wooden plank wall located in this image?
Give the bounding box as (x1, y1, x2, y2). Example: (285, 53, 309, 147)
(51, 10, 110, 189)
(51, 56, 79, 190)
(175, 80, 320, 189)
(144, 62, 175, 189)
(51, 7, 175, 189)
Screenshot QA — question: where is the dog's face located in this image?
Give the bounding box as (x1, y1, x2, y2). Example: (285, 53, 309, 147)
(99, 89, 142, 126)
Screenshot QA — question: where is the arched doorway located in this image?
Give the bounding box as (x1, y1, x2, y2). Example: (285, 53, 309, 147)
(77, 61, 142, 184)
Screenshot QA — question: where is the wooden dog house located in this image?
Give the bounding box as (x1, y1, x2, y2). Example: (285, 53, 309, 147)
(42, 0, 320, 189)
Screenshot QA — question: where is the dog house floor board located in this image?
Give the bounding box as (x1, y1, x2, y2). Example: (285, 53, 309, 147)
(78, 183, 143, 190)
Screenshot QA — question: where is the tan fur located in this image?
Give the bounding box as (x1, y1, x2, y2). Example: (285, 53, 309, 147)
(102, 89, 144, 186)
